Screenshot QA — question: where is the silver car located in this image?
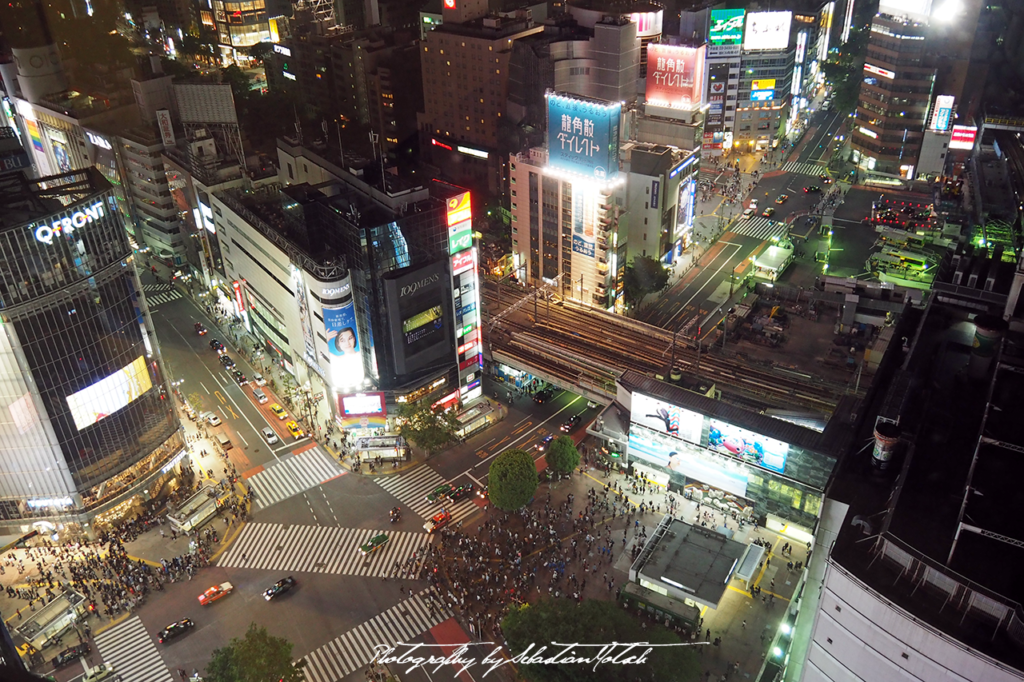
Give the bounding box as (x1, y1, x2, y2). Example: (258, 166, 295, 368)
(262, 427, 279, 444)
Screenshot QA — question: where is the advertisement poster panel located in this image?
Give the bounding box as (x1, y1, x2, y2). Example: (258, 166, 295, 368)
(324, 303, 366, 389)
(66, 356, 153, 430)
(631, 393, 703, 444)
(709, 9, 745, 44)
(51, 138, 72, 173)
(708, 418, 788, 473)
(645, 44, 706, 110)
(744, 11, 793, 51)
(628, 431, 749, 498)
(547, 93, 621, 181)
(949, 125, 977, 150)
(929, 95, 954, 132)
(571, 184, 594, 257)
(675, 177, 696, 239)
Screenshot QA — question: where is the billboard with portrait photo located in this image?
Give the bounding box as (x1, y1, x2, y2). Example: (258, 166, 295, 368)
(324, 303, 365, 390)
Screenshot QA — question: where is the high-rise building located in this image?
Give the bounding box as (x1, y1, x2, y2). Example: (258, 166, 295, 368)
(0, 168, 184, 534)
(418, 6, 542, 198)
(198, 0, 273, 63)
(119, 126, 183, 265)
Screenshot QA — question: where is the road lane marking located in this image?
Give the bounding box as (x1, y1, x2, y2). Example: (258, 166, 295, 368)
(465, 396, 582, 476)
(200, 381, 210, 393)
(665, 241, 745, 326)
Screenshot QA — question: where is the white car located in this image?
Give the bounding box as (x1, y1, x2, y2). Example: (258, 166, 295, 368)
(749, 199, 758, 210)
(253, 373, 267, 386)
(262, 427, 279, 445)
(742, 208, 755, 220)
(203, 411, 221, 426)
(83, 664, 119, 681)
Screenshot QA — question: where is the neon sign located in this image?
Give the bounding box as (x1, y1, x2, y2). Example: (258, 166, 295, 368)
(33, 202, 105, 244)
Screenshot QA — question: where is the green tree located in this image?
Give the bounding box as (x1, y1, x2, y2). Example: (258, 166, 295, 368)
(248, 42, 274, 64)
(396, 401, 460, 455)
(221, 65, 252, 100)
(622, 255, 669, 314)
(545, 435, 580, 476)
(205, 623, 305, 682)
(488, 449, 538, 510)
(820, 26, 870, 116)
(186, 392, 205, 414)
(502, 599, 701, 682)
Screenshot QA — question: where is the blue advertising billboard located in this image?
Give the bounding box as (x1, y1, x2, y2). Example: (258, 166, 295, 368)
(547, 92, 620, 182)
(708, 419, 788, 474)
(324, 303, 366, 388)
(751, 89, 774, 102)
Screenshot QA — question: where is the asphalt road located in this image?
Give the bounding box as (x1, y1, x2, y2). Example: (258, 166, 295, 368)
(63, 276, 598, 682)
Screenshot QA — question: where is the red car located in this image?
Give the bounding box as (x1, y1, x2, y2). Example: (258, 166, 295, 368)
(198, 582, 234, 606)
(424, 510, 451, 534)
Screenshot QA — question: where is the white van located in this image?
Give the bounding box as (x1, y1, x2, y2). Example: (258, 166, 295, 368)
(216, 433, 233, 450)
(252, 387, 268, 404)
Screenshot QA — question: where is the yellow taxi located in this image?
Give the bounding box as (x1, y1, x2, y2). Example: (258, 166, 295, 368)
(269, 403, 288, 420)
(286, 421, 304, 438)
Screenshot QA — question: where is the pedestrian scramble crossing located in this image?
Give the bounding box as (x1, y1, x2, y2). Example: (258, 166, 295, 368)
(781, 161, 826, 176)
(246, 446, 346, 510)
(93, 616, 173, 682)
(375, 465, 480, 524)
(731, 216, 789, 241)
(218, 523, 432, 576)
(301, 590, 452, 682)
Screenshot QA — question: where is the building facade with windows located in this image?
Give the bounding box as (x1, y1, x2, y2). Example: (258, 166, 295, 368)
(0, 168, 184, 536)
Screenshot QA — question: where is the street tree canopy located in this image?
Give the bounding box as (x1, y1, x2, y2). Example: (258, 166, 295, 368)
(545, 436, 580, 475)
(502, 598, 701, 682)
(820, 27, 869, 116)
(488, 449, 538, 510)
(205, 623, 305, 682)
(396, 402, 461, 455)
(622, 256, 669, 314)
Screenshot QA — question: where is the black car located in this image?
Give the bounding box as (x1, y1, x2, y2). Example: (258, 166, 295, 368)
(817, 174, 833, 185)
(232, 369, 247, 385)
(209, 339, 223, 352)
(219, 355, 235, 369)
(561, 414, 582, 432)
(53, 643, 90, 668)
(803, 185, 821, 193)
(448, 483, 475, 502)
(533, 389, 554, 404)
(158, 618, 194, 643)
(264, 576, 297, 601)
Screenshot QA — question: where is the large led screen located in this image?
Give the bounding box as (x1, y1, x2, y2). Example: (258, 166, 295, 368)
(631, 393, 703, 445)
(709, 9, 745, 44)
(708, 418, 788, 473)
(547, 92, 621, 182)
(744, 11, 792, 51)
(66, 356, 153, 431)
(646, 44, 706, 110)
(384, 260, 452, 376)
(628, 431, 749, 498)
(324, 303, 365, 389)
(341, 392, 386, 416)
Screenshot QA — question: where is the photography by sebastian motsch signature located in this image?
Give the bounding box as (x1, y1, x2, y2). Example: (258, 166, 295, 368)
(371, 640, 706, 677)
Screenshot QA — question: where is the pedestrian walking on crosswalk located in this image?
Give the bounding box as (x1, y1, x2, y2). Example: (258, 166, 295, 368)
(93, 616, 174, 682)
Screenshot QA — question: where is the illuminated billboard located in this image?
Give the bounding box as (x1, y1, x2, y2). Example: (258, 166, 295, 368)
(324, 303, 365, 389)
(571, 183, 596, 257)
(66, 356, 153, 431)
(341, 392, 386, 416)
(645, 44, 706, 110)
(864, 63, 895, 79)
(628, 431, 749, 498)
(446, 192, 472, 227)
(546, 92, 621, 181)
(708, 419, 788, 473)
(631, 393, 703, 444)
(949, 125, 977, 150)
(751, 90, 774, 102)
(751, 79, 776, 91)
(448, 220, 473, 254)
(709, 9, 745, 44)
(384, 260, 452, 376)
(878, 0, 933, 20)
(675, 177, 696, 241)
(744, 11, 792, 51)
(630, 10, 663, 38)
(929, 95, 954, 132)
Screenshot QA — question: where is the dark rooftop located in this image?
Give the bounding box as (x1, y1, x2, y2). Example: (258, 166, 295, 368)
(638, 518, 746, 609)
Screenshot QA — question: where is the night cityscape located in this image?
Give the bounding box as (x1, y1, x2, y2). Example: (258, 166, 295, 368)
(0, 0, 1021, 679)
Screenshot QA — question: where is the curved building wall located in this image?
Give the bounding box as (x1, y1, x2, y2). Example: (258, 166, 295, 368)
(0, 185, 180, 521)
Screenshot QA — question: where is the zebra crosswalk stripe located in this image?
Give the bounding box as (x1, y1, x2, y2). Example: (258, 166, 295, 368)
(145, 290, 183, 309)
(781, 161, 826, 176)
(731, 217, 789, 241)
(375, 465, 480, 523)
(248, 446, 345, 509)
(142, 283, 171, 293)
(93, 616, 173, 682)
(218, 523, 432, 576)
(301, 591, 452, 682)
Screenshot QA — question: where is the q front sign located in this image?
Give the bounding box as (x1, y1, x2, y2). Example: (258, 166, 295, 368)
(32, 202, 106, 245)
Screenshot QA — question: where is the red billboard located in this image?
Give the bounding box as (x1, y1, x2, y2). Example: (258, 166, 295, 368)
(645, 44, 706, 110)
